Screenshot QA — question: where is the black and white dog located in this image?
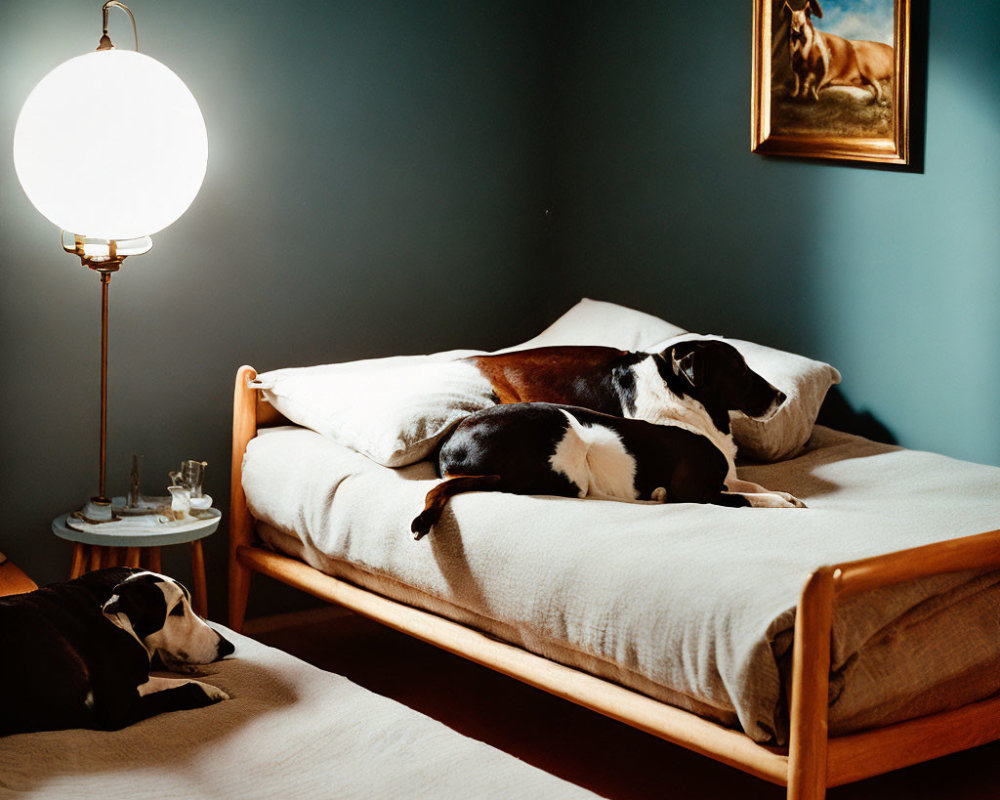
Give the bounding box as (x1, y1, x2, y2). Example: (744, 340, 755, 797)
(0, 567, 234, 736)
(413, 339, 806, 539)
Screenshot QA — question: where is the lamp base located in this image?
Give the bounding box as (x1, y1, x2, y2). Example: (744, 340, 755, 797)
(82, 497, 113, 522)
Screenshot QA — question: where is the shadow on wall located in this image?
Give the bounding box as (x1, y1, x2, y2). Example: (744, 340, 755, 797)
(815, 387, 896, 446)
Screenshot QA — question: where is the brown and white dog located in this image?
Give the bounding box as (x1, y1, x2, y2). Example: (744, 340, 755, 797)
(783, 0, 893, 103)
(412, 338, 805, 538)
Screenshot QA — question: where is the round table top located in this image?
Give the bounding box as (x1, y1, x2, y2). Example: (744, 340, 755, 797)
(52, 508, 221, 548)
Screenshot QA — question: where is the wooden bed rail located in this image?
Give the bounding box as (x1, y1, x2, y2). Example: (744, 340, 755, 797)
(833, 528, 1000, 598)
(787, 528, 1000, 798)
(229, 363, 1000, 800)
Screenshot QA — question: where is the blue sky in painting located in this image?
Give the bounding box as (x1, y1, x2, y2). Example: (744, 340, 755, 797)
(816, 0, 894, 44)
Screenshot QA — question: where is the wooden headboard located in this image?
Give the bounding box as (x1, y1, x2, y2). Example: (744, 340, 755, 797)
(229, 365, 290, 623)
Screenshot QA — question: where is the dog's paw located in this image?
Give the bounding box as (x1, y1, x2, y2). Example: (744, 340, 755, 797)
(775, 491, 807, 509)
(650, 487, 667, 503)
(747, 492, 807, 509)
(198, 682, 230, 703)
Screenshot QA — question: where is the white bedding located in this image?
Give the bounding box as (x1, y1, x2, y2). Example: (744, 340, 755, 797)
(0, 627, 601, 799)
(242, 425, 1000, 744)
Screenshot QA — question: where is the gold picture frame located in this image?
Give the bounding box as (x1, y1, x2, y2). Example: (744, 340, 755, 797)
(752, 0, 910, 165)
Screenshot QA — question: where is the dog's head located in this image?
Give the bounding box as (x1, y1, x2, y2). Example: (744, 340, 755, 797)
(102, 571, 235, 671)
(783, 0, 822, 48)
(660, 338, 785, 422)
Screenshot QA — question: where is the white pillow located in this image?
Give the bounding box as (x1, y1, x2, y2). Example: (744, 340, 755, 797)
(499, 298, 687, 351)
(253, 350, 495, 468)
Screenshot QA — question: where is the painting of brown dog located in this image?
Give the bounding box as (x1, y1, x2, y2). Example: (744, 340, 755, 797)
(751, 0, 910, 164)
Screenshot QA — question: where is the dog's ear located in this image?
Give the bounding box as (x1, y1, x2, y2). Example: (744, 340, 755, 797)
(103, 590, 136, 623)
(671, 346, 702, 389)
(103, 574, 168, 640)
(782, 1, 793, 17)
(807, 0, 823, 18)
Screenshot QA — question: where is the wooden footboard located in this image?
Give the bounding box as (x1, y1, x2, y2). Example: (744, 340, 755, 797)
(229, 364, 1000, 800)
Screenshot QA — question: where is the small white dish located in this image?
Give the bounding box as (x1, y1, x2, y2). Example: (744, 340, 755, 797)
(189, 494, 213, 510)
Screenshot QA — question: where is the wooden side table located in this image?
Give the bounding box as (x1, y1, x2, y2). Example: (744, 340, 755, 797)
(51, 508, 221, 618)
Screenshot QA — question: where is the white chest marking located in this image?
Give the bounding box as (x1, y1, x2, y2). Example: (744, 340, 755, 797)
(549, 410, 639, 500)
(627, 357, 739, 480)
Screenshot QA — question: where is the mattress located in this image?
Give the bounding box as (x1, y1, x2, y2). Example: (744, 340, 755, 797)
(0, 627, 601, 800)
(242, 425, 1000, 745)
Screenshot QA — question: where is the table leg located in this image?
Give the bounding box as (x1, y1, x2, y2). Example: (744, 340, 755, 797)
(89, 546, 104, 572)
(148, 547, 162, 574)
(125, 547, 141, 568)
(70, 543, 88, 579)
(190, 539, 208, 619)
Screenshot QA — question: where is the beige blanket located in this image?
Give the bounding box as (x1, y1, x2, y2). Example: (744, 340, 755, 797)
(0, 628, 601, 799)
(243, 426, 1000, 744)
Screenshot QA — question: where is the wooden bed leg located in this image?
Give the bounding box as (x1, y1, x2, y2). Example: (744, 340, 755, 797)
(787, 567, 836, 800)
(229, 365, 260, 633)
(229, 557, 252, 633)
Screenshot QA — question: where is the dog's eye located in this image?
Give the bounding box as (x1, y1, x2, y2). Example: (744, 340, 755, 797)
(169, 603, 185, 617)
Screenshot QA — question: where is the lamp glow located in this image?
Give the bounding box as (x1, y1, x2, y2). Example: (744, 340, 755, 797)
(13, 49, 207, 241)
(12, 0, 208, 514)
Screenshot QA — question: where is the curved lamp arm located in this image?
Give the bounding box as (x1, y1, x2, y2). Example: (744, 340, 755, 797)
(98, 0, 139, 51)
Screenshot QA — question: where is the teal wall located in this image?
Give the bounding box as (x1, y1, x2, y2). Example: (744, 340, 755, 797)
(1, 1, 997, 608)
(546, 1, 1000, 465)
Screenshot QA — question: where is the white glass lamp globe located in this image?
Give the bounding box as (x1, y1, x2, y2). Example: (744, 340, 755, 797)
(13, 48, 207, 241)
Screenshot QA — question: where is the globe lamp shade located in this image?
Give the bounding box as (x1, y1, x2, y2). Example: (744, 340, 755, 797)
(13, 48, 207, 241)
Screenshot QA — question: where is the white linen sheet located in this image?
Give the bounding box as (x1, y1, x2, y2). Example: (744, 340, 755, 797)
(243, 426, 1000, 744)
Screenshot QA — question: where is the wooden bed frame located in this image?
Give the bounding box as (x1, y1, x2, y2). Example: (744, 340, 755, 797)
(228, 365, 1000, 800)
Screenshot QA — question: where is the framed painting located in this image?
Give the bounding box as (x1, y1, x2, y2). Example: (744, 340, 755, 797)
(751, 0, 910, 164)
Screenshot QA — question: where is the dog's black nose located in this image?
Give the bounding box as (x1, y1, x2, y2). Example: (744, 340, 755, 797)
(216, 635, 236, 659)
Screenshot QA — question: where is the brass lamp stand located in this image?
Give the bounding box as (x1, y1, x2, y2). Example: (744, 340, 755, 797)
(95, 263, 115, 508)
(65, 233, 149, 519)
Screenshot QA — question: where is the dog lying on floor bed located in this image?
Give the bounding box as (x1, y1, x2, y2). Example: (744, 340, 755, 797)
(0, 623, 602, 799)
(0, 567, 233, 735)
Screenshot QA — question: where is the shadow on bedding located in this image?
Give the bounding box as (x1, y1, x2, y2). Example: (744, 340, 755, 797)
(0, 654, 301, 790)
(425, 508, 494, 618)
